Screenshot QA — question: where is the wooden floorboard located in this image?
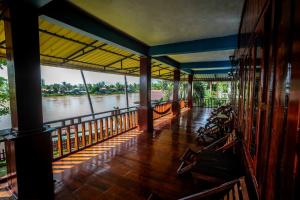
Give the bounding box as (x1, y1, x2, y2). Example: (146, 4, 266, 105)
(53, 108, 212, 200)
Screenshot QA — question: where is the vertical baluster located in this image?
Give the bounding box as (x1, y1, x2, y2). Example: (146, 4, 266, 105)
(135, 111, 138, 126)
(99, 118, 103, 140)
(105, 117, 109, 138)
(81, 122, 86, 147)
(124, 113, 127, 131)
(74, 124, 79, 151)
(131, 111, 135, 127)
(127, 112, 131, 129)
(119, 114, 123, 133)
(135, 111, 138, 127)
(57, 128, 63, 157)
(114, 115, 119, 135)
(66, 126, 71, 153)
(110, 116, 114, 136)
(94, 120, 98, 143)
(130, 112, 133, 128)
(88, 121, 92, 145)
(129, 111, 133, 128)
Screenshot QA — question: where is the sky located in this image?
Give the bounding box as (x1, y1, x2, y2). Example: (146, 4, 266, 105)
(0, 65, 141, 85)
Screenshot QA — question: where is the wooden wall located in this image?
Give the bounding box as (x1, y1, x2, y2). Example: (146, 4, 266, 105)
(233, 0, 299, 199)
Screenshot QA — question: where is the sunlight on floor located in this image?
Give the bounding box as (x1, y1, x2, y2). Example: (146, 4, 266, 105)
(0, 183, 12, 199)
(52, 129, 142, 174)
(52, 111, 189, 177)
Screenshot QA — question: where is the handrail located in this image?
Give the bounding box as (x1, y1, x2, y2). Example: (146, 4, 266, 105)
(0, 102, 189, 169)
(193, 97, 229, 108)
(44, 106, 137, 125)
(151, 99, 186, 108)
(48, 107, 138, 160)
(0, 129, 13, 143)
(152, 99, 187, 120)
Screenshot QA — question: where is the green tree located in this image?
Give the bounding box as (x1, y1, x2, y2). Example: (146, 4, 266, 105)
(179, 81, 188, 99)
(115, 82, 124, 91)
(161, 80, 173, 101)
(151, 81, 163, 90)
(193, 81, 205, 104)
(0, 76, 9, 116)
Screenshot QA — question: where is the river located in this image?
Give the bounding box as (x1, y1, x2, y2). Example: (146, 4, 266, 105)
(0, 93, 140, 129)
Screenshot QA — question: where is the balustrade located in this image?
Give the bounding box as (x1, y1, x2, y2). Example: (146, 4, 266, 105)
(45, 107, 138, 160)
(193, 97, 229, 108)
(152, 99, 187, 120)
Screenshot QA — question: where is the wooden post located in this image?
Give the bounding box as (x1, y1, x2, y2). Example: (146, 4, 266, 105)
(187, 74, 193, 108)
(138, 56, 153, 132)
(124, 75, 129, 108)
(172, 69, 180, 116)
(3, 2, 54, 199)
(81, 70, 95, 118)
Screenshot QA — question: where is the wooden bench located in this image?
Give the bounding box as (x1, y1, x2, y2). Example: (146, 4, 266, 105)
(177, 131, 236, 175)
(179, 177, 249, 200)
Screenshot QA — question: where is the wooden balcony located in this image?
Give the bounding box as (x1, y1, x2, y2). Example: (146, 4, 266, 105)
(51, 106, 204, 200)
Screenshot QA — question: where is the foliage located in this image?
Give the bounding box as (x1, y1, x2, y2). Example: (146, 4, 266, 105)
(151, 81, 163, 90)
(179, 81, 188, 99)
(41, 80, 140, 96)
(193, 81, 206, 99)
(0, 76, 9, 116)
(161, 80, 173, 101)
(193, 81, 230, 99)
(151, 80, 173, 101)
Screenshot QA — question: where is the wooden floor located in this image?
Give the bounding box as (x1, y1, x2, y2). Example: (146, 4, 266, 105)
(53, 108, 212, 200)
(0, 108, 212, 200)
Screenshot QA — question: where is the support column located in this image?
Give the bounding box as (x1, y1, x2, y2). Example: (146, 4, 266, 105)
(187, 74, 193, 108)
(81, 70, 95, 117)
(172, 69, 180, 116)
(124, 75, 129, 108)
(4, 2, 54, 199)
(138, 57, 153, 132)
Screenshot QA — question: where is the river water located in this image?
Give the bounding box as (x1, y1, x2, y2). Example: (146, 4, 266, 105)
(0, 93, 140, 129)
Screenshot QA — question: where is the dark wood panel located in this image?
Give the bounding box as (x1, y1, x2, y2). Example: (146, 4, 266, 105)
(234, 0, 299, 199)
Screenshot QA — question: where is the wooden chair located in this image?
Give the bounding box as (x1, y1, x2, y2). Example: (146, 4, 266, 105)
(197, 115, 233, 142)
(197, 123, 221, 140)
(178, 177, 249, 200)
(177, 131, 236, 175)
(196, 105, 233, 141)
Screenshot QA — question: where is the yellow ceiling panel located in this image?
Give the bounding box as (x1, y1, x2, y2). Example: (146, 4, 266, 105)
(0, 18, 184, 79)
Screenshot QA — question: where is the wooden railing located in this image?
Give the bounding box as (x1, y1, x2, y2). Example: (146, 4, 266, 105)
(44, 107, 138, 160)
(193, 97, 229, 108)
(0, 149, 5, 161)
(152, 99, 187, 120)
(179, 99, 186, 109)
(152, 101, 172, 120)
(0, 101, 189, 178)
(0, 129, 11, 179)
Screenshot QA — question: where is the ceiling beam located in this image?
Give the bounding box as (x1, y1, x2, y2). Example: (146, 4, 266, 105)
(181, 60, 231, 69)
(41, 0, 148, 55)
(149, 35, 237, 56)
(192, 69, 231, 74)
(153, 56, 180, 68)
